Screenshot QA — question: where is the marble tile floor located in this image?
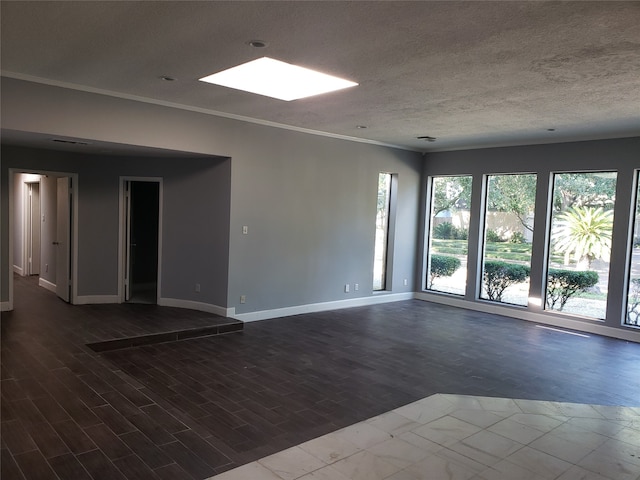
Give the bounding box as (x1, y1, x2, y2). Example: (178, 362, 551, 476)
(207, 394, 640, 480)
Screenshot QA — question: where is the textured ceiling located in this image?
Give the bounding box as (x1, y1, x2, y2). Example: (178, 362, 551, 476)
(1, 1, 639, 153)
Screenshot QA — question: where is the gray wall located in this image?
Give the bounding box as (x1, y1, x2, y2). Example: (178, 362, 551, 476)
(2, 146, 232, 307)
(1, 77, 422, 313)
(421, 137, 640, 334)
(226, 128, 420, 313)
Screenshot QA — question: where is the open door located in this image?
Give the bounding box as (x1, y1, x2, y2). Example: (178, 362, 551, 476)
(25, 182, 42, 276)
(55, 177, 72, 302)
(123, 180, 160, 303)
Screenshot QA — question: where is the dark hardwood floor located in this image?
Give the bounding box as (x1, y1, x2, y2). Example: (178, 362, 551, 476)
(2, 274, 640, 479)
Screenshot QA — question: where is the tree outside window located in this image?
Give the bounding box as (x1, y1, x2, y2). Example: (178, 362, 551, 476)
(480, 174, 537, 306)
(546, 172, 617, 319)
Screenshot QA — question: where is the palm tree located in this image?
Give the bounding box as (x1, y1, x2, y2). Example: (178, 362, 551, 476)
(552, 207, 613, 269)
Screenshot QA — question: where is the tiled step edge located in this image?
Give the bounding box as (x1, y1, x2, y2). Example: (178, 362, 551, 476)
(86, 321, 243, 352)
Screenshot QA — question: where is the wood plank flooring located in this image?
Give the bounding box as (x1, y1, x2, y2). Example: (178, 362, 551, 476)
(2, 274, 640, 479)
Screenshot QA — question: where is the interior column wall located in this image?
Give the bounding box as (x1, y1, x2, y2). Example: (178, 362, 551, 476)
(1, 78, 422, 317)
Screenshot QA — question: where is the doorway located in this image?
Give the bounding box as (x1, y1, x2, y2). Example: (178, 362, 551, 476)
(8, 170, 77, 310)
(24, 181, 41, 276)
(121, 178, 161, 304)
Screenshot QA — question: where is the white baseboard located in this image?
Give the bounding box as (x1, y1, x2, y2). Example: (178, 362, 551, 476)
(415, 292, 640, 343)
(75, 295, 120, 305)
(13, 265, 23, 275)
(230, 292, 415, 322)
(38, 277, 57, 293)
(0, 301, 13, 312)
(158, 298, 231, 317)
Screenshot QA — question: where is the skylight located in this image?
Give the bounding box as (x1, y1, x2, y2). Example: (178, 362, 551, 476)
(198, 57, 358, 101)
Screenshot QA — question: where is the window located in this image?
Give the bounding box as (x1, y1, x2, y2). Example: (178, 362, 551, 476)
(625, 171, 640, 326)
(373, 173, 392, 290)
(480, 174, 537, 306)
(545, 172, 617, 319)
(425, 175, 472, 295)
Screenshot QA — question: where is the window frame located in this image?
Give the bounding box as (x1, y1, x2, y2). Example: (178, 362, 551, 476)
(543, 169, 618, 320)
(423, 174, 473, 296)
(373, 172, 394, 291)
(622, 169, 640, 328)
(478, 172, 538, 307)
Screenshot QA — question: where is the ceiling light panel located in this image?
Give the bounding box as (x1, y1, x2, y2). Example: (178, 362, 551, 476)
(199, 57, 358, 101)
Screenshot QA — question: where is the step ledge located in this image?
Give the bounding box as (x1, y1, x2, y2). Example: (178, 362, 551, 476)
(86, 322, 243, 352)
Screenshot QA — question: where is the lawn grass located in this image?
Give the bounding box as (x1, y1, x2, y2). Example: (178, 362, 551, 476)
(431, 239, 532, 261)
(431, 239, 566, 264)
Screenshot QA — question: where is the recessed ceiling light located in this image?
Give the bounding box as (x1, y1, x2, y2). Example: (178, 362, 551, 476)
(160, 76, 176, 81)
(199, 57, 358, 101)
(417, 136, 437, 142)
(356, 125, 368, 129)
(547, 128, 556, 132)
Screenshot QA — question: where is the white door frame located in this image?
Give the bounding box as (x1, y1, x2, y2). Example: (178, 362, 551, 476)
(55, 177, 72, 302)
(118, 176, 163, 303)
(6, 169, 79, 311)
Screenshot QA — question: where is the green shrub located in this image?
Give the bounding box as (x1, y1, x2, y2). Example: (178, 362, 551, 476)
(433, 222, 455, 239)
(546, 269, 599, 311)
(433, 222, 467, 240)
(485, 229, 504, 243)
(510, 232, 527, 244)
(482, 261, 530, 302)
(428, 254, 461, 288)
